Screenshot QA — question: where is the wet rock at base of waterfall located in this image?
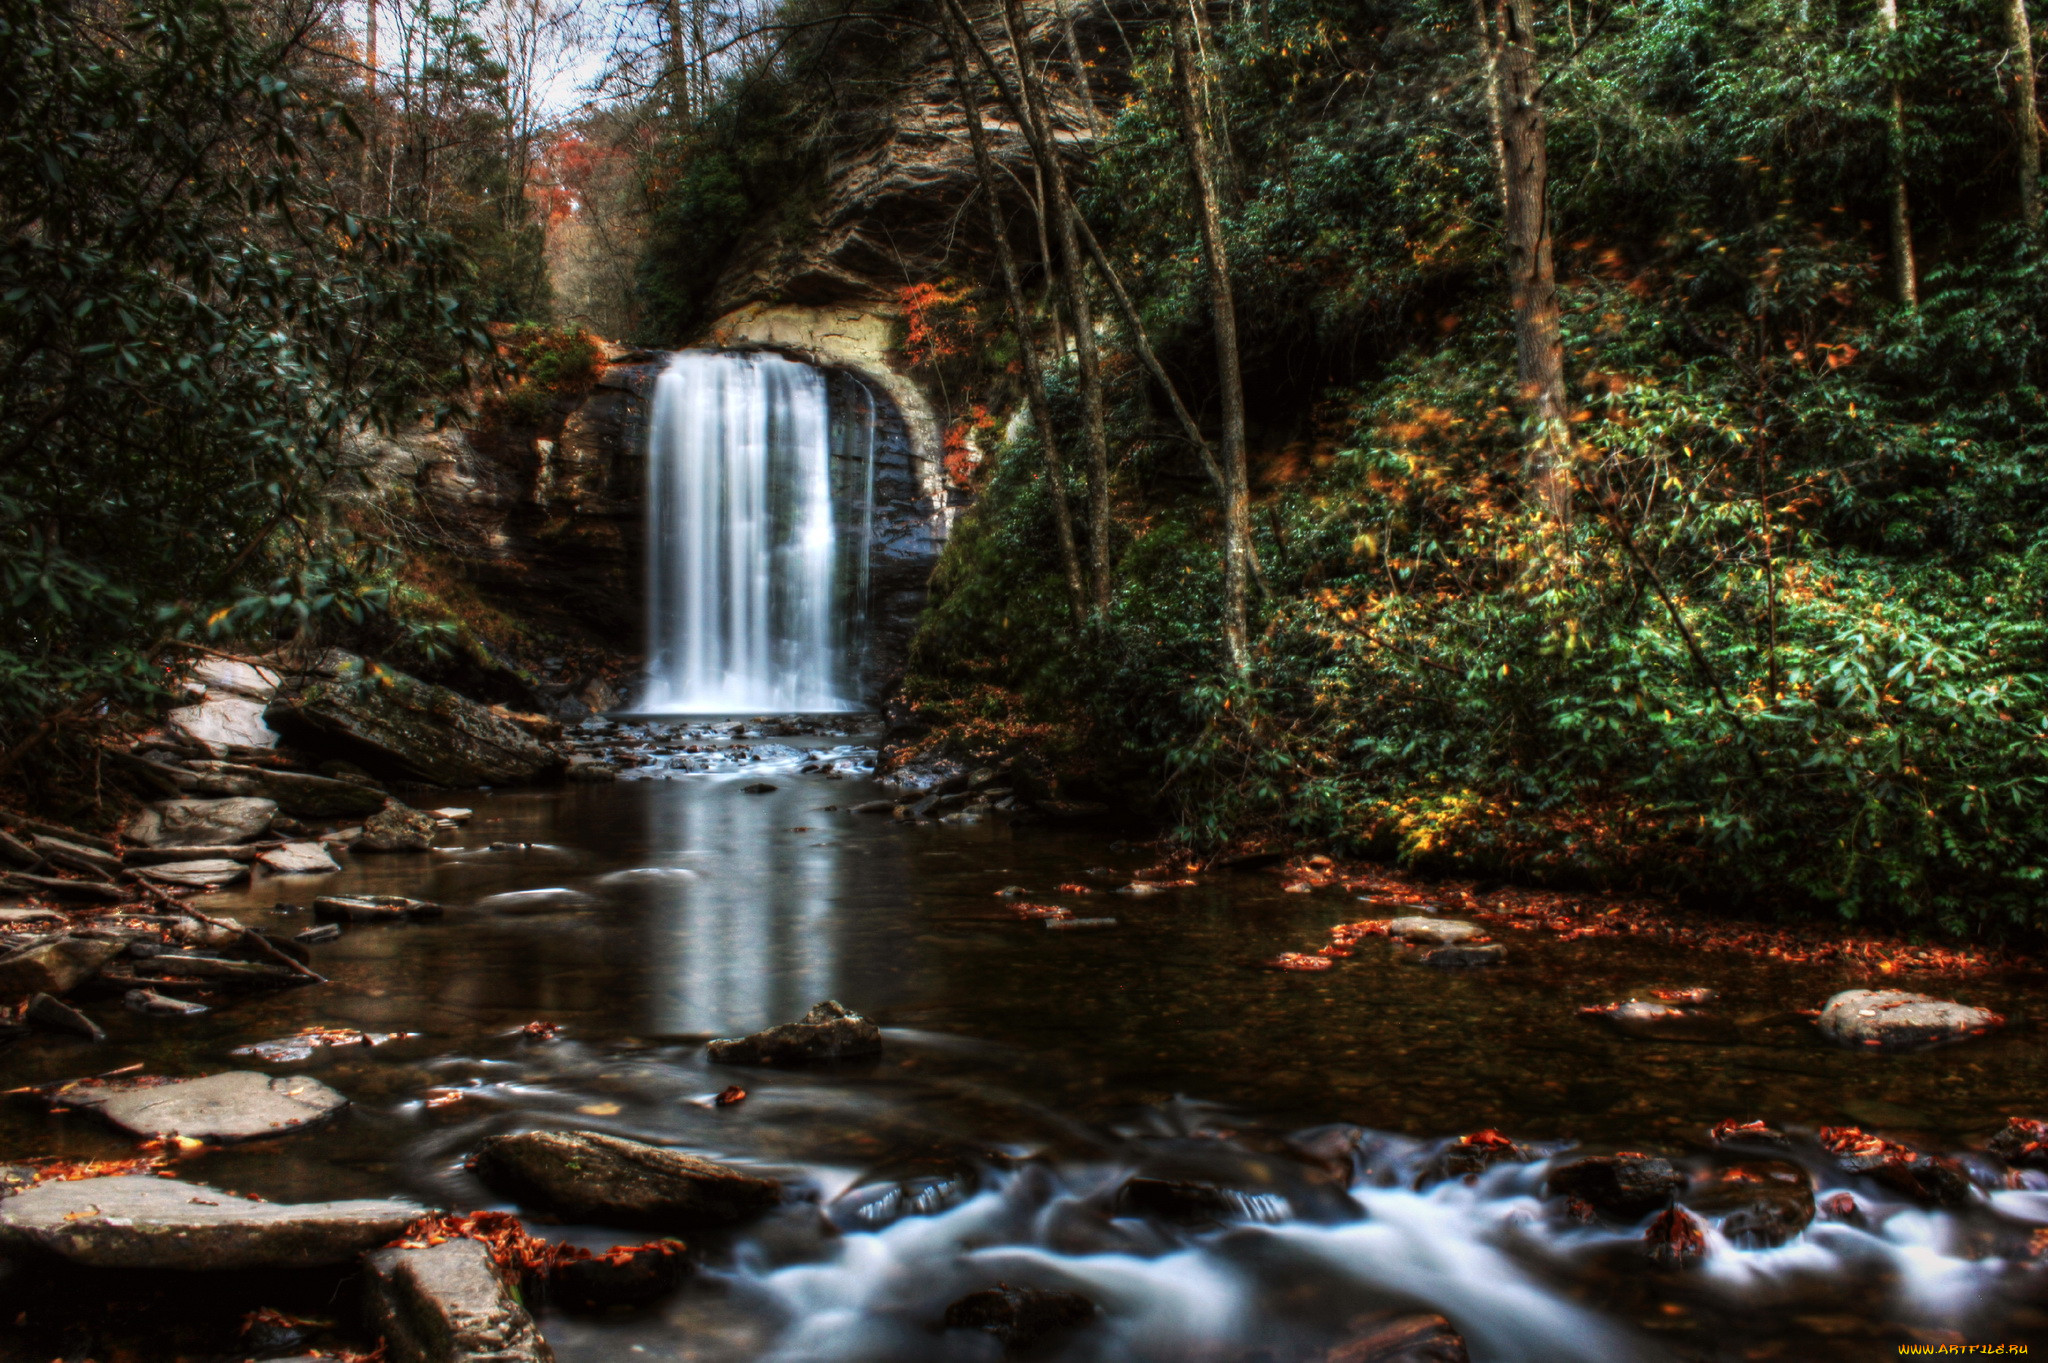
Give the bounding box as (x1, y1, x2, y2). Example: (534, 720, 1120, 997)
(166, 695, 281, 753)
(258, 841, 342, 874)
(365, 1236, 555, 1363)
(187, 763, 388, 819)
(52, 1070, 349, 1143)
(1416, 1130, 1534, 1187)
(1386, 917, 1484, 944)
(1419, 942, 1507, 967)
(313, 893, 442, 923)
(740, 781, 778, 794)
(1816, 989, 2003, 1050)
(470, 1130, 782, 1229)
(1988, 1117, 2048, 1169)
(1643, 1205, 1707, 1268)
(1819, 1127, 1975, 1208)
(1679, 1160, 1815, 1247)
(705, 999, 882, 1065)
(877, 756, 966, 797)
(24, 992, 103, 1041)
(547, 1239, 689, 1312)
(942, 1285, 1096, 1350)
(0, 1174, 421, 1270)
(565, 756, 620, 782)
(125, 988, 210, 1017)
(1325, 1311, 1471, 1363)
(133, 857, 250, 888)
(1546, 1154, 1684, 1223)
(358, 801, 440, 852)
(265, 649, 567, 787)
(0, 936, 125, 999)
(124, 796, 278, 847)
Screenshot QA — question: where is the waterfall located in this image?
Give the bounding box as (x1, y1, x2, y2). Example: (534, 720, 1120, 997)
(640, 350, 862, 713)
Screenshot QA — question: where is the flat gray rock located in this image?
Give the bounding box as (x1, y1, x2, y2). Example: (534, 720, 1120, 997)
(125, 797, 277, 847)
(1817, 989, 2002, 1050)
(365, 1237, 554, 1363)
(1387, 917, 1484, 944)
(707, 999, 882, 1065)
(134, 857, 250, 887)
(471, 1129, 781, 1229)
(0, 1174, 420, 1270)
(54, 1070, 349, 1142)
(258, 841, 341, 874)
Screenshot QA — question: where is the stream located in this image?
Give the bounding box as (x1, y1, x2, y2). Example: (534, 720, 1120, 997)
(5, 722, 2048, 1361)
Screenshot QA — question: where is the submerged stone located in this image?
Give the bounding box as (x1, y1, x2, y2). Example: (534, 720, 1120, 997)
(1420, 942, 1507, 967)
(471, 1129, 782, 1229)
(0, 1174, 420, 1269)
(943, 1285, 1095, 1349)
(313, 894, 441, 923)
(1325, 1312, 1470, 1363)
(706, 999, 882, 1065)
(54, 1070, 348, 1143)
(133, 857, 249, 887)
(547, 1240, 689, 1312)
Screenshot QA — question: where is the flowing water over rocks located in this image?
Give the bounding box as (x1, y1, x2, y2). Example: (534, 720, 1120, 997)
(5, 727, 2048, 1360)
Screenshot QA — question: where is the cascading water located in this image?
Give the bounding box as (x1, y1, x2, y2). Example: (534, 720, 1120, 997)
(640, 349, 862, 713)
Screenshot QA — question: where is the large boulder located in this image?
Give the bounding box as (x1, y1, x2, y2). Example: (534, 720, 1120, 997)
(0, 1174, 420, 1269)
(266, 650, 565, 787)
(52, 1070, 349, 1143)
(365, 1237, 554, 1363)
(470, 1129, 782, 1229)
(187, 657, 281, 699)
(706, 999, 882, 1065)
(1817, 989, 2003, 1050)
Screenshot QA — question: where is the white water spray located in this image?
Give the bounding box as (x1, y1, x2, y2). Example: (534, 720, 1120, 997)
(641, 350, 854, 713)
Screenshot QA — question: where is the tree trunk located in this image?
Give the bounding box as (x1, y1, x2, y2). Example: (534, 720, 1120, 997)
(940, 6, 1088, 626)
(1053, 0, 1101, 139)
(1481, 0, 1572, 521)
(1879, 0, 1918, 306)
(1167, 2, 1251, 670)
(2012, 0, 2041, 227)
(366, 0, 378, 95)
(994, 0, 1115, 615)
(664, 0, 693, 120)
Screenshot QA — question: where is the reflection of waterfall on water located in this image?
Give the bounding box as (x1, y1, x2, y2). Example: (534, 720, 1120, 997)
(644, 785, 840, 1036)
(641, 350, 863, 713)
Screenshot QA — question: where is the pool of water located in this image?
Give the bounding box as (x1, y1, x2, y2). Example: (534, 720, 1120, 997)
(5, 730, 2048, 1360)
